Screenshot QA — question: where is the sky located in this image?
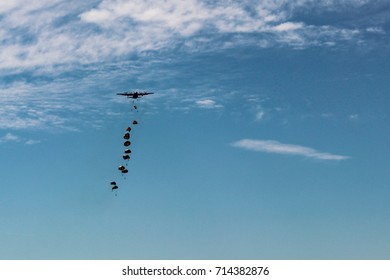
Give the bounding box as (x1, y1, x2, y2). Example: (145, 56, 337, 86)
(1, 0, 390, 259)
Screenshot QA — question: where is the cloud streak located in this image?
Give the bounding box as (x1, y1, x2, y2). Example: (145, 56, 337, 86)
(195, 99, 223, 109)
(232, 139, 350, 160)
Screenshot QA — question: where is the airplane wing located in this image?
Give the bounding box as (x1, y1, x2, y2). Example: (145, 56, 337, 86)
(116, 91, 153, 98)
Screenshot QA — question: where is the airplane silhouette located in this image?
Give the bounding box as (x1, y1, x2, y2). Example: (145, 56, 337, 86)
(117, 91, 154, 99)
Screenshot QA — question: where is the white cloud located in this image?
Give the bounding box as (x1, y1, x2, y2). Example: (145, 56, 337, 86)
(196, 99, 215, 106)
(195, 99, 223, 109)
(0, 0, 381, 72)
(366, 27, 385, 34)
(25, 139, 41, 145)
(232, 139, 350, 161)
(0, 133, 20, 143)
(0, 133, 42, 145)
(272, 22, 304, 32)
(80, 8, 112, 23)
(255, 110, 265, 121)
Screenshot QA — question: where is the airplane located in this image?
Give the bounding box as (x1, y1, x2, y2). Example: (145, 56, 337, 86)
(117, 91, 154, 99)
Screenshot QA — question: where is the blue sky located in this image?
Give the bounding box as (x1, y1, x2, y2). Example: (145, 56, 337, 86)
(1, 0, 390, 259)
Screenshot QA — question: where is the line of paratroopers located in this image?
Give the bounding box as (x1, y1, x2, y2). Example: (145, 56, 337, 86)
(110, 120, 138, 192)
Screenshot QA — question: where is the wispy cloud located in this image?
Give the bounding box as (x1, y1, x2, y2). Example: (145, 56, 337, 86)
(195, 99, 223, 109)
(0, 1, 385, 93)
(255, 110, 265, 121)
(0, 0, 387, 72)
(0, 132, 42, 145)
(272, 22, 304, 32)
(0, 133, 20, 144)
(25, 139, 41, 145)
(0, 79, 99, 130)
(232, 139, 350, 161)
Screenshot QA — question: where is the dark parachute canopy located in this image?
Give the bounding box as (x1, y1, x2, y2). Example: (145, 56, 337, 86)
(124, 141, 131, 146)
(118, 165, 128, 174)
(110, 181, 119, 191)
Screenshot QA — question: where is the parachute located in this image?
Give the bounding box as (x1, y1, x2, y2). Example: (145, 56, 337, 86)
(124, 141, 131, 146)
(110, 181, 119, 192)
